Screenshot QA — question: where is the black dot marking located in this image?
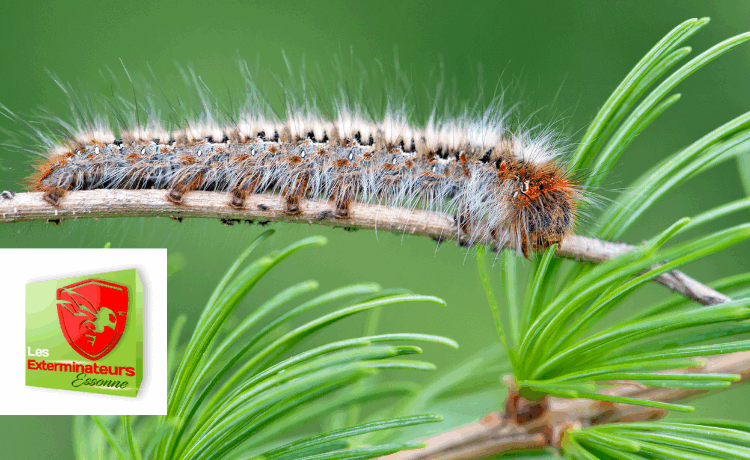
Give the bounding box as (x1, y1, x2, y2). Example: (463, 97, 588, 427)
(273, 131, 280, 142)
(206, 136, 214, 143)
(113, 139, 123, 146)
(168, 138, 176, 144)
(222, 134, 229, 143)
(306, 130, 315, 141)
(321, 132, 329, 143)
(480, 149, 493, 163)
(354, 131, 362, 143)
(257, 131, 266, 140)
(151, 138, 160, 144)
(368, 134, 374, 145)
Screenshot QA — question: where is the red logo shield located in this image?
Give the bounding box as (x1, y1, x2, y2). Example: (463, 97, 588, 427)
(56, 279, 129, 361)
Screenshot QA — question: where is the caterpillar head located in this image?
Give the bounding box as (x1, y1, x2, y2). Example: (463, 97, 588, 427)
(497, 156, 578, 256)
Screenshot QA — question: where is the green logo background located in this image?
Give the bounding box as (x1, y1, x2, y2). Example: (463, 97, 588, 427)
(25, 269, 143, 397)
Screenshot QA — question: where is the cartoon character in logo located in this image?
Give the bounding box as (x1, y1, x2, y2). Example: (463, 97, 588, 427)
(56, 279, 129, 360)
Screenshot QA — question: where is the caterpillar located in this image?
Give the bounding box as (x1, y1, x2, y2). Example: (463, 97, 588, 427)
(15, 75, 579, 256)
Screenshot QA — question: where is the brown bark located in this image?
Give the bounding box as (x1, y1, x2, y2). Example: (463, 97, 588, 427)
(0, 190, 727, 305)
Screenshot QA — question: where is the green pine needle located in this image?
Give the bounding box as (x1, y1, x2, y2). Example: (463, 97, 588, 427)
(567, 421, 750, 459)
(479, 18, 750, 413)
(79, 234, 449, 460)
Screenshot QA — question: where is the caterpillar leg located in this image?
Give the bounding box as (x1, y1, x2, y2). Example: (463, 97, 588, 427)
(37, 164, 78, 206)
(332, 171, 360, 218)
(283, 173, 309, 215)
(41, 185, 70, 206)
(166, 168, 205, 203)
(333, 184, 354, 217)
(229, 174, 260, 208)
(230, 188, 249, 209)
(520, 230, 566, 259)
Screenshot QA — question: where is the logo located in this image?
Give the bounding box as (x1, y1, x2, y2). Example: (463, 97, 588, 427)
(56, 279, 129, 361)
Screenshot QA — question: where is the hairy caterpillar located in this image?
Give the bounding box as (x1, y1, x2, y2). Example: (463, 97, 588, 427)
(12, 72, 580, 256)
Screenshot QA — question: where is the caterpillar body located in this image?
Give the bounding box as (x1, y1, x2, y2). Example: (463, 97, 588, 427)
(28, 102, 578, 256)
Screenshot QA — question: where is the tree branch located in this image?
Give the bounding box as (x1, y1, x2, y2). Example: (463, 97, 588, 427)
(1, 190, 742, 459)
(0, 190, 728, 306)
(379, 351, 750, 460)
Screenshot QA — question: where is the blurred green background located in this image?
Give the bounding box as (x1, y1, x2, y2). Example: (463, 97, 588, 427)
(1, 1, 749, 458)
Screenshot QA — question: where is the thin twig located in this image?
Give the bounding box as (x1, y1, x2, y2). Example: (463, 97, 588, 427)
(0, 190, 729, 306)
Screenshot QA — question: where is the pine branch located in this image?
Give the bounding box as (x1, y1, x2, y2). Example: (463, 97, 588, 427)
(0, 190, 727, 306)
(377, 350, 750, 460)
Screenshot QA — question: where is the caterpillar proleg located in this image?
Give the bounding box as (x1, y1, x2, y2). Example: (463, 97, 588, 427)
(10, 68, 580, 256)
